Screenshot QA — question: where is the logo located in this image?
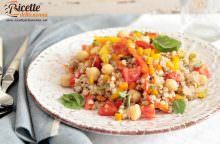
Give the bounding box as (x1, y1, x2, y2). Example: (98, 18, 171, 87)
(3, 0, 47, 18)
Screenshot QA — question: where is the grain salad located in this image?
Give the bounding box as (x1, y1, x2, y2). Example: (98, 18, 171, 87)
(59, 31, 211, 121)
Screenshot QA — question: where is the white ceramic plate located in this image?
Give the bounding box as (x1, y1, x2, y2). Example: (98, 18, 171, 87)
(26, 27, 220, 135)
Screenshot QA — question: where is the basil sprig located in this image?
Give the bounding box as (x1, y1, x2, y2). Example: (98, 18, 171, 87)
(153, 35, 181, 52)
(172, 99, 186, 114)
(59, 93, 84, 109)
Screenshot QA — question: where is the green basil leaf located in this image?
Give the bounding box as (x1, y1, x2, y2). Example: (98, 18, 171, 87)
(119, 91, 127, 99)
(153, 35, 181, 52)
(172, 99, 186, 114)
(59, 93, 84, 109)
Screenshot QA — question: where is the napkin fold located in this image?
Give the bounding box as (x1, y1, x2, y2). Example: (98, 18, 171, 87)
(14, 15, 138, 144)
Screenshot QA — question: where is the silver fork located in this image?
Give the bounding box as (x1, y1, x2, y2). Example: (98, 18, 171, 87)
(0, 37, 28, 117)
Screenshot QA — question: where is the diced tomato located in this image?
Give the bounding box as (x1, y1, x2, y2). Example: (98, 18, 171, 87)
(165, 72, 181, 83)
(115, 99, 123, 109)
(113, 40, 129, 55)
(84, 94, 95, 110)
(88, 54, 102, 69)
(98, 100, 117, 116)
(141, 104, 155, 119)
(69, 75, 75, 87)
(122, 66, 141, 84)
(69, 71, 81, 87)
(148, 32, 157, 39)
(135, 40, 153, 49)
(194, 64, 211, 78)
(74, 71, 81, 78)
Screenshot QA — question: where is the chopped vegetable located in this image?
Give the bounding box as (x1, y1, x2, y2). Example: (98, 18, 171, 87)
(89, 54, 102, 69)
(113, 40, 129, 55)
(141, 104, 155, 119)
(95, 36, 121, 43)
(115, 112, 123, 121)
(98, 101, 117, 116)
(194, 64, 211, 78)
(99, 44, 110, 63)
(155, 102, 169, 113)
(165, 72, 181, 83)
(122, 67, 141, 84)
(135, 40, 153, 49)
(84, 94, 95, 110)
(118, 82, 128, 91)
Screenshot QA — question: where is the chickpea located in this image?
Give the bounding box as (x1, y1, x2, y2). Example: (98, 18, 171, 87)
(60, 74, 71, 87)
(75, 50, 89, 61)
(198, 75, 207, 86)
(126, 104, 141, 121)
(86, 67, 100, 81)
(101, 64, 114, 75)
(165, 79, 179, 91)
(129, 89, 141, 103)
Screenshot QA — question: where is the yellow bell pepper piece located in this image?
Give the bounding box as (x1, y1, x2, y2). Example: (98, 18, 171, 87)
(94, 36, 121, 43)
(99, 44, 110, 64)
(118, 82, 128, 91)
(166, 61, 174, 70)
(150, 49, 155, 56)
(115, 112, 123, 121)
(171, 55, 180, 62)
(155, 64, 162, 71)
(152, 53, 160, 60)
(137, 47, 144, 56)
(152, 89, 158, 95)
(143, 49, 151, 56)
(149, 65, 155, 75)
(146, 57, 153, 64)
(173, 61, 179, 71)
